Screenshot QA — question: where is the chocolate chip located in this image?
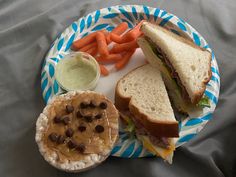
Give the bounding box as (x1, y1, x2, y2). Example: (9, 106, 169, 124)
(78, 125, 86, 132)
(48, 133, 58, 142)
(63, 117, 70, 125)
(67, 140, 78, 149)
(66, 105, 74, 113)
(53, 116, 62, 123)
(99, 102, 107, 109)
(89, 101, 96, 108)
(95, 113, 102, 119)
(95, 125, 104, 133)
(65, 128, 74, 137)
(76, 111, 83, 118)
(57, 135, 65, 144)
(76, 143, 85, 153)
(80, 102, 88, 109)
(84, 115, 93, 123)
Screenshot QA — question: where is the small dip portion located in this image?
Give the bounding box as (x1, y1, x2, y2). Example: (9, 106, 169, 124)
(55, 52, 99, 91)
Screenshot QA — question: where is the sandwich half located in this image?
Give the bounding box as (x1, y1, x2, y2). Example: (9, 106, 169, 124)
(138, 22, 212, 113)
(115, 64, 178, 163)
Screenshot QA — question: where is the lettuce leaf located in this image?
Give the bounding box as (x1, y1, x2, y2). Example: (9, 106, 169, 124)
(197, 96, 210, 108)
(124, 118, 135, 133)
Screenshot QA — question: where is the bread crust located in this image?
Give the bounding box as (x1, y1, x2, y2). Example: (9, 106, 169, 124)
(115, 65, 179, 138)
(192, 57, 212, 104)
(141, 22, 212, 104)
(129, 101, 179, 137)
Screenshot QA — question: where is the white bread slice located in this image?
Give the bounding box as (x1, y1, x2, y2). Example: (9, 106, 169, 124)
(115, 64, 179, 137)
(140, 22, 212, 104)
(137, 37, 202, 114)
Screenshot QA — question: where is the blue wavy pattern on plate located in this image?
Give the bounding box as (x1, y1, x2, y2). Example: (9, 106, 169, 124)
(57, 38, 64, 51)
(177, 22, 187, 31)
(153, 8, 160, 21)
(91, 24, 109, 31)
(80, 18, 85, 33)
(143, 5, 150, 19)
(87, 15, 92, 28)
(94, 10, 100, 23)
(131, 6, 138, 20)
(41, 5, 220, 158)
(72, 22, 78, 32)
(178, 134, 196, 143)
(103, 13, 119, 19)
(65, 34, 75, 52)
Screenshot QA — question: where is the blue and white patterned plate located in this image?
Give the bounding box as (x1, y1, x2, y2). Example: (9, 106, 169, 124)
(41, 5, 220, 158)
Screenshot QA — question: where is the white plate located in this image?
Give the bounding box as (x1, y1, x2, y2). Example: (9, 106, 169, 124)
(41, 5, 220, 158)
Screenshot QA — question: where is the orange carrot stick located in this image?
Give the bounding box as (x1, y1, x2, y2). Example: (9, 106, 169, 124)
(110, 40, 139, 53)
(79, 42, 97, 52)
(115, 50, 136, 71)
(85, 46, 97, 57)
(72, 33, 97, 50)
(107, 22, 128, 43)
(99, 64, 109, 76)
(120, 20, 145, 43)
(110, 33, 123, 44)
(96, 54, 122, 64)
(71, 29, 105, 50)
(96, 32, 109, 57)
(111, 22, 128, 35)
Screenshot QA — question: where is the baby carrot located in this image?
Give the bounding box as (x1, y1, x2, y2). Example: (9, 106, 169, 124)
(110, 33, 123, 44)
(96, 31, 109, 57)
(107, 22, 128, 43)
(99, 64, 109, 76)
(120, 20, 145, 43)
(79, 42, 97, 52)
(115, 50, 136, 71)
(85, 46, 97, 57)
(110, 40, 139, 53)
(72, 33, 97, 50)
(71, 29, 105, 50)
(111, 22, 128, 35)
(96, 54, 123, 64)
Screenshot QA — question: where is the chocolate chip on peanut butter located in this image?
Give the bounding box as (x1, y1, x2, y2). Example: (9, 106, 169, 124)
(99, 102, 107, 109)
(76, 143, 85, 153)
(66, 105, 74, 113)
(89, 101, 96, 108)
(84, 115, 93, 123)
(76, 111, 83, 118)
(78, 125, 86, 132)
(63, 116, 70, 125)
(53, 116, 62, 123)
(48, 133, 58, 142)
(80, 102, 89, 109)
(57, 135, 65, 144)
(95, 113, 102, 119)
(95, 125, 104, 133)
(67, 140, 78, 149)
(65, 128, 74, 137)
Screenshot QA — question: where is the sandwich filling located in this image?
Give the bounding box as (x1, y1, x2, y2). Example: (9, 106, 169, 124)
(145, 37, 190, 102)
(120, 112, 175, 160)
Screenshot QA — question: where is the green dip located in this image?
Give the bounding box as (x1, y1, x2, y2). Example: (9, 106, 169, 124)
(55, 54, 98, 91)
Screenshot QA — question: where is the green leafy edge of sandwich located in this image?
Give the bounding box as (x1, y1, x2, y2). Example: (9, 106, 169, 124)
(124, 118, 135, 133)
(197, 96, 210, 108)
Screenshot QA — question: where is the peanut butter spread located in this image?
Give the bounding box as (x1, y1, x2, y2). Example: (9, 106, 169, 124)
(42, 92, 119, 163)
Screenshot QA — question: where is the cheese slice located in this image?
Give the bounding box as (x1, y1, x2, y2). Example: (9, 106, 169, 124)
(137, 135, 175, 164)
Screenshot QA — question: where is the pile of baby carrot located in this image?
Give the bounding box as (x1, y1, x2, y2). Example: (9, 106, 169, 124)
(71, 20, 145, 76)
